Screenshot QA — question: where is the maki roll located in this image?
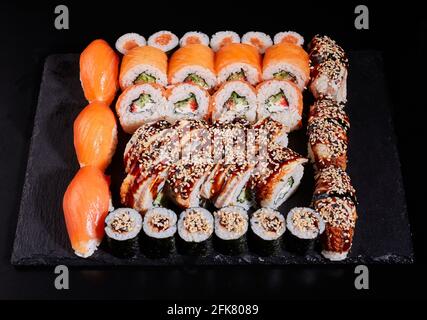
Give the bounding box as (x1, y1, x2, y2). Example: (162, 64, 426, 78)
(209, 80, 257, 124)
(262, 43, 310, 91)
(119, 46, 168, 89)
(147, 30, 179, 53)
(256, 79, 303, 132)
(313, 166, 357, 203)
(274, 31, 304, 47)
(177, 207, 214, 255)
(165, 83, 210, 122)
(241, 31, 273, 54)
(168, 44, 217, 90)
(313, 196, 357, 261)
(250, 208, 286, 256)
(115, 33, 146, 55)
(213, 206, 249, 255)
(105, 208, 142, 258)
(210, 31, 240, 52)
(285, 207, 325, 255)
(215, 43, 262, 85)
(307, 117, 348, 171)
(180, 31, 210, 47)
(115, 83, 167, 134)
(141, 207, 177, 258)
(252, 145, 308, 209)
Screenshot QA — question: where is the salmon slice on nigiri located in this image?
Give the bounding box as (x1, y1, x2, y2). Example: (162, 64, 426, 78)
(62, 166, 111, 258)
(80, 39, 119, 106)
(73, 101, 118, 172)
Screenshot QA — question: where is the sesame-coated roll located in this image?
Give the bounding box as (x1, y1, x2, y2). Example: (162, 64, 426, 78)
(308, 35, 348, 67)
(313, 196, 357, 261)
(307, 117, 348, 171)
(214, 206, 249, 255)
(313, 166, 357, 203)
(253, 117, 289, 147)
(308, 98, 350, 131)
(310, 59, 348, 103)
(285, 207, 325, 255)
(252, 145, 308, 209)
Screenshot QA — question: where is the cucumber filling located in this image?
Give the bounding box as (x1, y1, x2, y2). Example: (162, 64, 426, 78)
(134, 72, 156, 84)
(273, 70, 297, 83)
(184, 73, 209, 89)
(274, 176, 294, 204)
(174, 93, 198, 114)
(265, 90, 289, 113)
(224, 91, 249, 112)
(227, 69, 246, 81)
(237, 187, 252, 204)
(130, 93, 155, 113)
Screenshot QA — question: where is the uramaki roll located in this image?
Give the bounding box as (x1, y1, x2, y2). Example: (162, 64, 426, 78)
(119, 46, 168, 89)
(215, 43, 262, 85)
(209, 80, 257, 124)
(164, 83, 210, 123)
(262, 43, 310, 91)
(168, 44, 217, 90)
(256, 79, 303, 132)
(115, 83, 167, 134)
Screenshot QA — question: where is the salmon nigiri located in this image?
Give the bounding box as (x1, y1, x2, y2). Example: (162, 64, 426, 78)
(63, 166, 111, 258)
(80, 39, 119, 106)
(74, 101, 118, 171)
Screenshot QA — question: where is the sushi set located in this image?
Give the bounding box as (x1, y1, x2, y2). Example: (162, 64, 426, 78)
(11, 31, 414, 266)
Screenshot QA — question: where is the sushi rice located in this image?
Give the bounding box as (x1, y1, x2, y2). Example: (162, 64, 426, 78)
(242, 31, 273, 54)
(210, 31, 240, 52)
(148, 30, 179, 52)
(115, 33, 146, 55)
(274, 31, 304, 46)
(180, 31, 210, 47)
(214, 206, 248, 240)
(178, 207, 214, 243)
(251, 208, 286, 241)
(143, 207, 177, 239)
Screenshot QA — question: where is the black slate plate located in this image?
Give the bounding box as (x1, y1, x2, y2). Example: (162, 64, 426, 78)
(11, 51, 413, 266)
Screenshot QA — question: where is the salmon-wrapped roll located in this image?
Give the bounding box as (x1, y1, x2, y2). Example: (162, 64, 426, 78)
(215, 43, 262, 85)
(307, 117, 348, 171)
(73, 101, 117, 172)
(165, 83, 210, 122)
(168, 44, 217, 90)
(313, 196, 357, 261)
(252, 144, 308, 209)
(209, 80, 257, 123)
(274, 31, 304, 46)
(256, 79, 303, 132)
(63, 166, 111, 258)
(119, 46, 168, 89)
(115, 83, 167, 134)
(262, 43, 310, 91)
(147, 30, 179, 53)
(180, 31, 209, 47)
(80, 39, 119, 106)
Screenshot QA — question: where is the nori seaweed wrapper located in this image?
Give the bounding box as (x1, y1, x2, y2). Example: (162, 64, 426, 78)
(213, 235, 247, 256)
(140, 233, 176, 259)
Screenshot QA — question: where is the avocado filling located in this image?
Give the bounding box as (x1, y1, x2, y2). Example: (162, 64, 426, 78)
(134, 72, 156, 84)
(265, 90, 289, 113)
(273, 70, 297, 83)
(275, 176, 294, 204)
(130, 93, 155, 113)
(227, 69, 246, 81)
(174, 93, 198, 114)
(237, 187, 252, 204)
(184, 73, 209, 89)
(224, 91, 249, 111)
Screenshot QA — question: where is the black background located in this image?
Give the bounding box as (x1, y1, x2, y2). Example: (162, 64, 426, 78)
(0, 0, 425, 301)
